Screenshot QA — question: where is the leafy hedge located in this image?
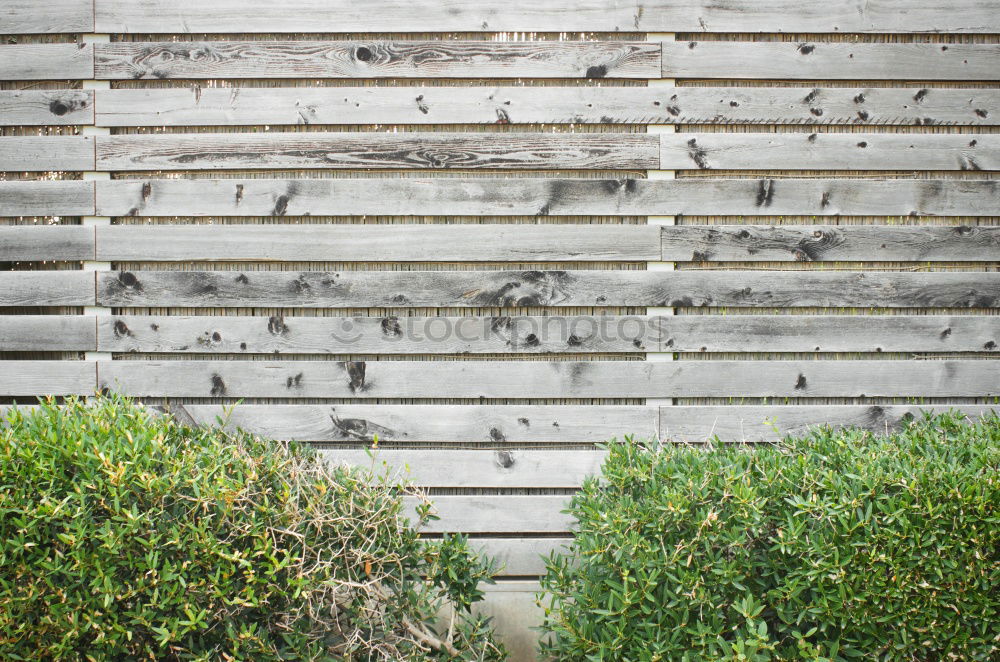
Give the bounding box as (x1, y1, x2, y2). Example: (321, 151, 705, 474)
(0, 396, 504, 661)
(539, 412, 1000, 661)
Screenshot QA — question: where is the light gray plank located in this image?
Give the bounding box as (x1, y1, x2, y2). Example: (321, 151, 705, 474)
(97, 360, 1000, 398)
(93, 86, 1000, 127)
(163, 404, 656, 442)
(662, 225, 1000, 262)
(0, 181, 95, 217)
(0, 271, 95, 307)
(0, 90, 93, 126)
(0, 315, 96, 351)
(1, 0, 94, 33)
(471, 539, 568, 577)
(664, 42, 1000, 81)
(0, 226, 94, 261)
(474, 580, 546, 661)
(98, 314, 1000, 355)
(95, 133, 658, 171)
(96, 178, 1000, 218)
(92, 0, 1000, 33)
(0, 44, 94, 80)
(660, 133, 997, 171)
(94, 41, 659, 80)
(0, 136, 94, 172)
(97, 270, 1000, 309)
(0, 361, 95, 396)
(659, 404, 1000, 442)
(95, 225, 659, 262)
(406, 496, 572, 534)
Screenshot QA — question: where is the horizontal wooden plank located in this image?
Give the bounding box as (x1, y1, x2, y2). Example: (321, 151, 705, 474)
(0, 226, 95, 261)
(0, 271, 95, 307)
(663, 42, 1000, 81)
(1, 0, 94, 33)
(0, 90, 93, 126)
(407, 496, 572, 534)
(95, 178, 1000, 218)
(662, 225, 1000, 262)
(95, 133, 658, 171)
(97, 360, 1000, 398)
(660, 133, 996, 171)
(472, 540, 566, 577)
(92, 0, 1000, 33)
(97, 270, 1000, 309)
(0, 315, 96, 351)
(0, 44, 94, 80)
(0, 181, 95, 217)
(95, 225, 660, 262)
(0, 137, 94, 172)
(0, 361, 95, 396)
(96, 314, 1000, 355)
(93, 86, 1000, 127)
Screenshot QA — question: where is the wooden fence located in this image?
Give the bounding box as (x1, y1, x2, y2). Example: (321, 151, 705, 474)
(2, 1, 999, 657)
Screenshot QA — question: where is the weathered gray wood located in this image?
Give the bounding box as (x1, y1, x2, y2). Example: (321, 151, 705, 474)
(97, 270, 1000, 309)
(0, 44, 94, 80)
(0, 361, 95, 396)
(406, 496, 572, 534)
(661, 133, 997, 171)
(0, 181, 95, 217)
(97, 314, 1000, 355)
(97, 360, 1000, 398)
(659, 405, 1000, 442)
(663, 42, 1000, 81)
(0, 226, 94, 261)
(0, 316, 97, 351)
(92, 0, 1000, 34)
(473, 581, 546, 661)
(95, 178, 1000, 218)
(0, 137, 94, 172)
(94, 41, 659, 80)
(1, 0, 94, 33)
(93, 86, 1000, 127)
(0, 271, 95, 307)
(95, 133, 658, 171)
(662, 225, 1000, 262)
(0, 91, 93, 126)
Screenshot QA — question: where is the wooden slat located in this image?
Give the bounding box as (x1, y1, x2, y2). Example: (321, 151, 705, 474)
(662, 225, 1000, 262)
(94, 133, 658, 171)
(0, 271, 95, 307)
(91, 0, 1000, 34)
(94, 41, 659, 80)
(406, 496, 572, 534)
(97, 360, 1000, 398)
(1, 0, 94, 33)
(163, 404, 657, 442)
(659, 404, 1000, 441)
(93, 86, 1000, 127)
(660, 133, 996, 171)
(95, 178, 1000, 218)
(0, 361, 95, 396)
(96, 270, 1000, 309)
(0, 226, 95, 261)
(0, 316, 97, 351)
(0, 137, 94, 172)
(97, 314, 1000, 355)
(0, 91, 93, 126)
(0, 181, 95, 217)
(663, 42, 1000, 81)
(0, 44, 94, 80)
(471, 539, 568, 577)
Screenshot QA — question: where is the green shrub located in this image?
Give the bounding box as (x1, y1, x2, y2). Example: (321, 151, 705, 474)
(0, 395, 504, 661)
(539, 412, 1000, 661)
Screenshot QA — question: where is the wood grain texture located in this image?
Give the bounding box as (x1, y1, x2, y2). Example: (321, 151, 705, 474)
(660, 133, 997, 171)
(93, 86, 1000, 127)
(0, 316, 97, 351)
(663, 42, 1000, 81)
(95, 178, 1000, 218)
(406, 496, 572, 534)
(0, 226, 95, 261)
(471, 539, 568, 576)
(0, 137, 94, 172)
(95, 225, 660, 262)
(96, 270, 1000, 309)
(97, 360, 1000, 398)
(92, 0, 1000, 33)
(95, 133, 658, 171)
(0, 271, 95, 307)
(1, 0, 94, 33)
(661, 225, 1000, 262)
(0, 181, 95, 217)
(0, 44, 94, 80)
(0, 91, 93, 126)
(0, 361, 95, 396)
